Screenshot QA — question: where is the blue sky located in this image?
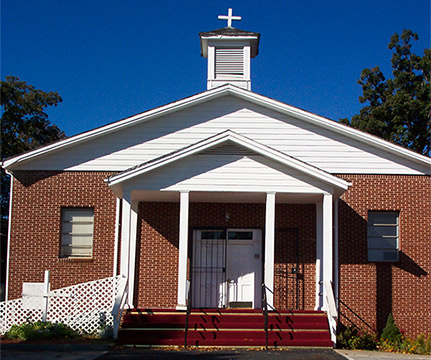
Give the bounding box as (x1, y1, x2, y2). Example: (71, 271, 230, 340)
(1, 1, 430, 137)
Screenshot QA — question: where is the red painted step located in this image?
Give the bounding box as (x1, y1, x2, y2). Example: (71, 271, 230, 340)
(117, 308, 333, 348)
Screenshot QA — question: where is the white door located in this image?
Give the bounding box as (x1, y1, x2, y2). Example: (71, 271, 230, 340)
(226, 229, 262, 308)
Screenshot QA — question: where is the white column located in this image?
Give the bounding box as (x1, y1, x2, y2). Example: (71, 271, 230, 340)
(207, 45, 215, 89)
(120, 192, 138, 308)
(315, 201, 323, 310)
(120, 192, 131, 278)
(264, 192, 276, 309)
(244, 45, 251, 90)
(334, 198, 339, 308)
(322, 193, 333, 310)
(113, 197, 121, 277)
(176, 191, 189, 310)
(127, 201, 139, 307)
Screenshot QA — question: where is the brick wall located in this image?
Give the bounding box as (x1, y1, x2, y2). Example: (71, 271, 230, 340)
(8, 171, 116, 300)
(337, 175, 431, 337)
(7, 170, 430, 337)
(136, 202, 316, 310)
(274, 204, 316, 310)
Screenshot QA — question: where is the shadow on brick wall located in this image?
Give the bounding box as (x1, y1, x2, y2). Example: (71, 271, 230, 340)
(14, 170, 62, 186)
(337, 200, 428, 334)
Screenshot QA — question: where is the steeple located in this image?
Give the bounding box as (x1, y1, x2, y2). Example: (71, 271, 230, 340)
(199, 9, 260, 90)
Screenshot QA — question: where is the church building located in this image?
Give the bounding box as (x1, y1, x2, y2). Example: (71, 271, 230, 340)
(3, 9, 430, 346)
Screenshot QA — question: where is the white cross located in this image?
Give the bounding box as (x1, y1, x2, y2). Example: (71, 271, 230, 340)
(22, 270, 71, 321)
(218, 8, 241, 28)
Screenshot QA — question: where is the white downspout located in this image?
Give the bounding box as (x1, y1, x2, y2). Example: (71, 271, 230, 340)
(5, 176, 13, 301)
(334, 198, 339, 309)
(315, 201, 323, 310)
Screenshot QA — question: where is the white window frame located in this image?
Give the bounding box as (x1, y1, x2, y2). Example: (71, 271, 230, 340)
(367, 211, 399, 262)
(60, 208, 94, 259)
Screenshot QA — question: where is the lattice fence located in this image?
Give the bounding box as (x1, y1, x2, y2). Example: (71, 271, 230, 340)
(0, 275, 123, 335)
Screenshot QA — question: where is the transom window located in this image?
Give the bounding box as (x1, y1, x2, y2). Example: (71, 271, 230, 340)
(367, 211, 399, 262)
(201, 230, 226, 240)
(60, 208, 94, 258)
(228, 231, 253, 240)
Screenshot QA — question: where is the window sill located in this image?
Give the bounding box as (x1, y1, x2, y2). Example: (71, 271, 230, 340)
(58, 257, 93, 263)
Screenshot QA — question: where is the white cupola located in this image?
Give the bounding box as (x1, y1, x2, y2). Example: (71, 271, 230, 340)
(199, 8, 260, 90)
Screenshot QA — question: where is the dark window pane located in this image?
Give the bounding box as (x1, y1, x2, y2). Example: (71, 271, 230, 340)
(228, 231, 253, 240)
(201, 231, 226, 240)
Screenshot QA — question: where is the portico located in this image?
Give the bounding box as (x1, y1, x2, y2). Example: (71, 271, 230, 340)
(107, 130, 350, 311)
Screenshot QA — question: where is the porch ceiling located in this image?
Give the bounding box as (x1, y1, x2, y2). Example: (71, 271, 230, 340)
(131, 190, 322, 204)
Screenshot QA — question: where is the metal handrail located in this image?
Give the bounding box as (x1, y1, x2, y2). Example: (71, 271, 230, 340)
(323, 279, 338, 345)
(112, 275, 128, 339)
(262, 283, 269, 350)
(184, 280, 191, 348)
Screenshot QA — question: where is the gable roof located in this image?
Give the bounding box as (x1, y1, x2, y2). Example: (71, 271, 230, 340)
(107, 130, 351, 193)
(3, 84, 430, 171)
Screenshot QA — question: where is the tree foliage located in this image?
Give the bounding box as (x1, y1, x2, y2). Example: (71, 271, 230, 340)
(341, 30, 430, 156)
(1, 76, 66, 218)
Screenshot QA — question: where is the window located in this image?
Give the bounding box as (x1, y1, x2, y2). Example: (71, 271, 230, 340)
(367, 211, 399, 262)
(228, 231, 253, 240)
(201, 230, 226, 240)
(60, 208, 94, 258)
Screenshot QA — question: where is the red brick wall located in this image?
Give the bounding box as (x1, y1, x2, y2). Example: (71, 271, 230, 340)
(8, 170, 430, 337)
(136, 202, 180, 308)
(274, 204, 316, 311)
(8, 171, 116, 300)
(337, 175, 431, 337)
(136, 202, 316, 310)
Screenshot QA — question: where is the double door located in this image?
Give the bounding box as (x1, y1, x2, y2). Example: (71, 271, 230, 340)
(191, 228, 262, 308)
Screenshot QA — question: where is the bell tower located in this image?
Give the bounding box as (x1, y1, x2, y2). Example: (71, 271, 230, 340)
(199, 8, 260, 90)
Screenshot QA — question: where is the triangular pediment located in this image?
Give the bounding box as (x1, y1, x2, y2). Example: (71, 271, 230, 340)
(107, 131, 350, 197)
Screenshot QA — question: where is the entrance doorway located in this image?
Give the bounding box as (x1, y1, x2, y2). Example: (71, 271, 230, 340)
(191, 229, 262, 309)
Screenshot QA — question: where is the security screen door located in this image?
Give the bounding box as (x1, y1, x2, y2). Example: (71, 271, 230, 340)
(192, 229, 262, 308)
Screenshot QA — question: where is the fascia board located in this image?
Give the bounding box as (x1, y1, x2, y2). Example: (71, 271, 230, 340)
(108, 130, 351, 191)
(229, 87, 431, 167)
(2, 85, 233, 170)
(200, 35, 259, 40)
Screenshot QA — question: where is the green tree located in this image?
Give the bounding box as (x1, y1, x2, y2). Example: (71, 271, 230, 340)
(1, 76, 66, 219)
(341, 30, 430, 156)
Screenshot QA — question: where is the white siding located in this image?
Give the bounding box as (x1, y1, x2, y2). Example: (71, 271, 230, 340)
(122, 154, 333, 194)
(16, 96, 429, 175)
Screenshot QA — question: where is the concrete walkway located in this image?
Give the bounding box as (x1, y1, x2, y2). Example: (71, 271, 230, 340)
(335, 349, 431, 360)
(1, 349, 108, 360)
(1, 346, 430, 359)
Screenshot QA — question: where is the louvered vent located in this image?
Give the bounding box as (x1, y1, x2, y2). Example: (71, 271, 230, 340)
(215, 47, 244, 76)
(200, 142, 255, 156)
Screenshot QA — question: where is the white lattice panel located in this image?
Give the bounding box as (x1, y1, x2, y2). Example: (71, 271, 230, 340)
(0, 275, 122, 335)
